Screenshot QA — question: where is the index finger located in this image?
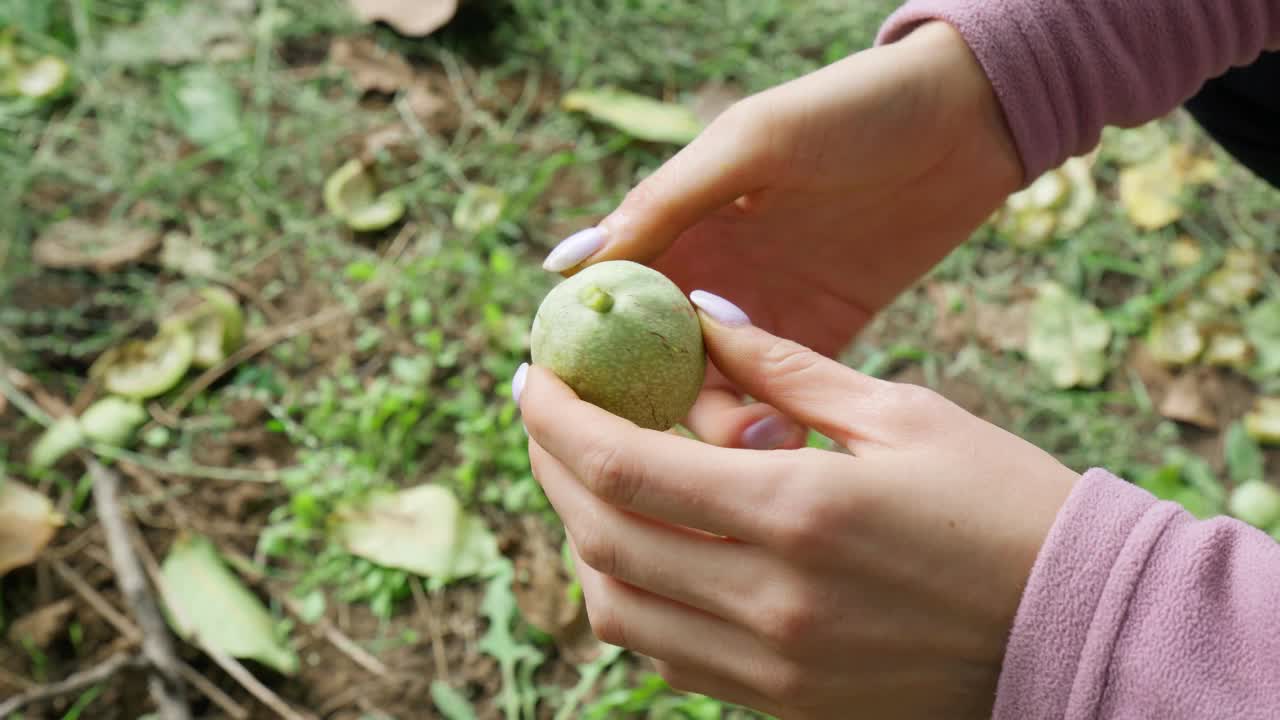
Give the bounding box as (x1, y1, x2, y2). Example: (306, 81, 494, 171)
(518, 364, 794, 543)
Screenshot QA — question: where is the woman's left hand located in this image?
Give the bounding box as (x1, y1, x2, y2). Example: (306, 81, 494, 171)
(514, 292, 1080, 720)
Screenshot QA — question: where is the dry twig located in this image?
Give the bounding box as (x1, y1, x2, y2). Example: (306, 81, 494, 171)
(0, 651, 144, 717)
(86, 457, 192, 720)
(412, 578, 451, 685)
(51, 559, 140, 642)
(221, 546, 391, 680)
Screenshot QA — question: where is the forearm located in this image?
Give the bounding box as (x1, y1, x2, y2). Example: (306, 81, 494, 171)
(878, 0, 1280, 182)
(997, 468, 1280, 718)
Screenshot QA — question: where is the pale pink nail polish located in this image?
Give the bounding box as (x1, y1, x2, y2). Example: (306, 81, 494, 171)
(742, 414, 794, 450)
(690, 290, 751, 327)
(542, 226, 607, 272)
(511, 362, 528, 404)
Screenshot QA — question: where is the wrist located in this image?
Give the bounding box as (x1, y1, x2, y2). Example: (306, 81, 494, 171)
(896, 20, 1025, 191)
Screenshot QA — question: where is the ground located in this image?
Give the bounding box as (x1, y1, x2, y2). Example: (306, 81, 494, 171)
(2, 1, 1279, 719)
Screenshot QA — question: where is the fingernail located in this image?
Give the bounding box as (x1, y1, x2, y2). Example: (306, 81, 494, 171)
(543, 226, 607, 272)
(690, 290, 751, 327)
(512, 362, 529, 404)
(742, 414, 795, 450)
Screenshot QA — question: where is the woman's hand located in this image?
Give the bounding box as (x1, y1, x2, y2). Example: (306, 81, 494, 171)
(539, 21, 1023, 452)
(514, 294, 1079, 720)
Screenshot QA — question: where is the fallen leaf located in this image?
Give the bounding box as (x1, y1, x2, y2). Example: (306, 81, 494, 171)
(1056, 155, 1098, 233)
(101, 1, 252, 66)
(1204, 248, 1263, 307)
(1119, 151, 1185, 231)
(323, 158, 406, 231)
(994, 155, 1095, 246)
(8, 599, 75, 649)
(1159, 369, 1219, 429)
(329, 36, 414, 94)
(1244, 299, 1280, 378)
(975, 299, 1032, 353)
(334, 483, 501, 582)
(13, 56, 70, 99)
(164, 65, 246, 151)
(0, 479, 63, 577)
(1146, 309, 1205, 366)
(1227, 480, 1280, 529)
(160, 232, 219, 278)
(1244, 397, 1280, 445)
(925, 283, 1030, 352)
(348, 0, 459, 36)
(1026, 282, 1112, 388)
(29, 416, 86, 470)
(406, 80, 446, 119)
(1102, 123, 1169, 165)
(79, 396, 149, 447)
(1168, 236, 1203, 268)
(1202, 330, 1253, 371)
(161, 533, 299, 674)
(553, 605, 604, 665)
(89, 328, 195, 399)
(453, 184, 506, 233)
(562, 88, 703, 145)
(510, 518, 599, 663)
(33, 219, 160, 272)
(163, 287, 245, 369)
(1118, 144, 1218, 231)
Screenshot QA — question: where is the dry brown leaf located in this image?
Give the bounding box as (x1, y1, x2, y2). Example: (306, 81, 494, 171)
(926, 283, 1030, 352)
(33, 219, 160, 272)
(329, 36, 415, 93)
(160, 231, 219, 278)
(0, 480, 63, 577)
(553, 603, 604, 665)
(329, 37, 447, 126)
(406, 80, 447, 120)
(511, 517, 602, 663)
(1168, 236, 1203, 268)
(1203, 330, 1253, 370)
(1118, 143, 1219, 232)
(8, 599, 75, 649)
(348, 0, 459, 36)
(1159, 369, 1219, 429)
(976, 300, 1032, 353)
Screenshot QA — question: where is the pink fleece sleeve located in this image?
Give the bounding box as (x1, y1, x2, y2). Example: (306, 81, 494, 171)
(876, 1, 1280, 182)
(994, 468, 1280, 718)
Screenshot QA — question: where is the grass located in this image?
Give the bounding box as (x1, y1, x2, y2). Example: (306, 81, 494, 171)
(2, 0, 1279, 718)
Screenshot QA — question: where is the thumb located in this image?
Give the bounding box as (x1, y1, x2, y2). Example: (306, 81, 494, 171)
(541, 102, 771, 274)
(688, 289, 894, 448)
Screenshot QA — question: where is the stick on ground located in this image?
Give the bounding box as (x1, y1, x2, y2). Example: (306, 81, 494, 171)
(87, 456, 192, 720)
(0, 651, 144, 717)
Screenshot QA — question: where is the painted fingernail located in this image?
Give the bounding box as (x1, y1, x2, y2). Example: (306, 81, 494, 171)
(543, 226, 607, 272)
(690, 290, 751, 327)
(512, 362, 529, 404)
(742, 414, 795, 450)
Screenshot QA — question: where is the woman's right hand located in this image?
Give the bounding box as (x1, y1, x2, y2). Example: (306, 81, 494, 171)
(540, 20, 1024, 451)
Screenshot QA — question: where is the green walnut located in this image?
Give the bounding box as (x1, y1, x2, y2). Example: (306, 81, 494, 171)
(530, 260, 705, 430)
